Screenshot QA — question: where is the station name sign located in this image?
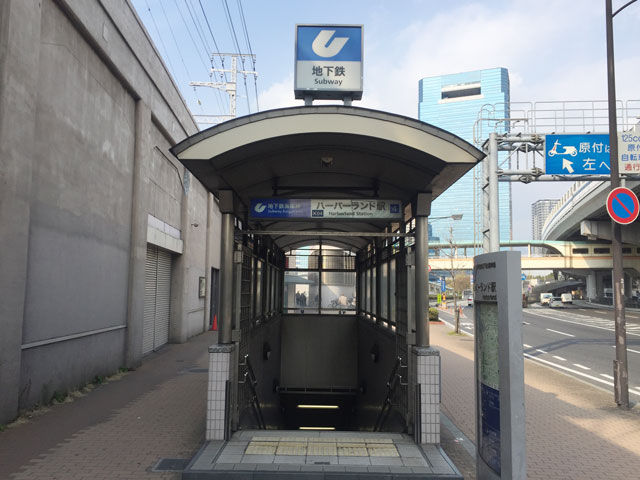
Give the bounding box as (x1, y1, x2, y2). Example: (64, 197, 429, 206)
(294, 24, 363, 100)
(250, 198, 401, 220)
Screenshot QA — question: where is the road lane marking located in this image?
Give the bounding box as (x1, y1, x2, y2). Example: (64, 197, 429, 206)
(525, 310, 640, 337)
(628, 348, 640, 354)
(523, 344, 532, 348)
(628, 315, 639, 319)
(552, 356, 566, 361)
(545, 328, 575, 337)
(573, 364, 591, 370)
(600, 374, 614, 380)
(536, 349, 547, 354)
(439, 320, 640, 396)
(522, 321, 530, 325)
(523, 353, 640, 397)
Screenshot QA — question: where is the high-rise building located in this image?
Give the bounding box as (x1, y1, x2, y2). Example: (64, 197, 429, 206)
(531, 199, 560, 254)
(418, 68, 511, 249)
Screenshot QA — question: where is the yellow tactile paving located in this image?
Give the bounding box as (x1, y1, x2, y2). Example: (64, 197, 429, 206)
(276, 442, 307, 455)
(245, 444, 277, 455)
(306, 442, 338, 455)
(244, 435, 399, 458)
(338, 445, 369, 456)
(367, 445, 399, 457)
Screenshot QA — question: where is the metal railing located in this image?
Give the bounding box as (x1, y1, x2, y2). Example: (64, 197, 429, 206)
(373, 356, 407, 432)
(238, 354, 266, 429)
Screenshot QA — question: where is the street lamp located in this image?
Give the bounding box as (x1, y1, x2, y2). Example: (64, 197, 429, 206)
(606, 0, 635, 408)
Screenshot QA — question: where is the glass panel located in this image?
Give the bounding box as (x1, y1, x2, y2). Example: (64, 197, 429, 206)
(255, 260, 263, 317)
(360, 269, 366, 313)
(283, 272, 319, 313)
(285, 249, 319, 269)
(366, 268, 372, 313)
(321, 272, 356, 314)
(372, 268, 377, 316)
(380, 262, 388, 320)
(322, 254, 355, 270)
(390, 259, 397, 324)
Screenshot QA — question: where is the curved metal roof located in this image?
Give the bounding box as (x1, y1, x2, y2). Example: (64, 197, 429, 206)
(171, 106, 485, 251)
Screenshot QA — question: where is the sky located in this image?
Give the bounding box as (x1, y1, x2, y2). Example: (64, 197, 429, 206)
(131, 0, 640, 239)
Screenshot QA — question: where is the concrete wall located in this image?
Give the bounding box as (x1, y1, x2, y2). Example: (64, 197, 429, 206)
(0, 0, 220, 423)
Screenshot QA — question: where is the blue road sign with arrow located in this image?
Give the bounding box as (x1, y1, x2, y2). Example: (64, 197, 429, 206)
(545, 134, 610, 175)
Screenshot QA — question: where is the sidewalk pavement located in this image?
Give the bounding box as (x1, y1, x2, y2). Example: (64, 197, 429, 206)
(0, 330, 218, 480)
(1, 323, 637, 480)
(431, 321, 640, 480)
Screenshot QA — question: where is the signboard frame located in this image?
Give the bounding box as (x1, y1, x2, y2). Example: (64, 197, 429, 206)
(294, 24, 364, 101)
(474, 251, 526, 480)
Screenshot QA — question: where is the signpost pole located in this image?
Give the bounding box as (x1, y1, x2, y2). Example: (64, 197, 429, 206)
(605, 0, 630, 408)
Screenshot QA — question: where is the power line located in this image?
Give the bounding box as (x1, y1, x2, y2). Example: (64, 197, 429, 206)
(183, 0, 227, 114)
(172, 0, 209, 71)
(198, 0, 228, 82)
(143, 0, 178, 81)
(222, 0, 241, 54)
(237, 0, 259, 111)
(158, 0, 204, 113)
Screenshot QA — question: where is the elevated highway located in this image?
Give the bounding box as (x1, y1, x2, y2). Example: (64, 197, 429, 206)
(428, 240, 640, 275)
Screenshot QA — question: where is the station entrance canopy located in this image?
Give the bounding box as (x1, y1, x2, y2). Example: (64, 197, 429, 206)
(170, 106, 484, 249)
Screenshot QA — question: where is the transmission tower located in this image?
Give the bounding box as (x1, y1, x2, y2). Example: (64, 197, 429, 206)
(190, 53, 257, 124)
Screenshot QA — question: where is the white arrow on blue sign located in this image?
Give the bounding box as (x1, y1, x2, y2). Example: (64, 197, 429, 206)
(545, 134, 611, 175)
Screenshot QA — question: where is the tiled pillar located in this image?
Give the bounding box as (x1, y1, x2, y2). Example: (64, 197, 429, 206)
(207, 344, 234, 440)
(413, 346, 440, 444)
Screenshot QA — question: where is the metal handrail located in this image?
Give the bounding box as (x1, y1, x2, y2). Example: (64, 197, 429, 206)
(374, 356, 406, 432)
(239, 354, 266, 429)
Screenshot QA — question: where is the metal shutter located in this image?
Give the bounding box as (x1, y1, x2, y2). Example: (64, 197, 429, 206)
(143, 245, 158, 355)
(154, 249, 171, 349)
(142, 245, 172, 355)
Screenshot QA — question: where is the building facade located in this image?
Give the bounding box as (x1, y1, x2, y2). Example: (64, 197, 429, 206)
(0, 0, 221, 424)
(531, 199, 560, 254)
(418, 68, 511, 248)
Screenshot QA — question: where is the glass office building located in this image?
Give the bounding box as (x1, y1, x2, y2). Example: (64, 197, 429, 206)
(418, 68, 511, 249)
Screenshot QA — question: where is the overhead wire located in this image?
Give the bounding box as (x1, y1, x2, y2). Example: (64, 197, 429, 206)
(237, 0, 259, 111)
(173, 0, 225, 114)
(198, 0, 228, 83)
(143, 0, 178, 81)
(184, 0, 228, 116)
(158, 0, 204, 113)
(222, 0, 251, 114)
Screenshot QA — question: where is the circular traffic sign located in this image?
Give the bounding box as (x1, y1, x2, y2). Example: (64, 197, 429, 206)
(606, 187, 639, 225)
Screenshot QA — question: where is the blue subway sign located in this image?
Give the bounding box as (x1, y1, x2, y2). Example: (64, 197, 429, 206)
(545, 134, 610, 175)
(250, 198, 402, 220)
(294, 24, 363, 100)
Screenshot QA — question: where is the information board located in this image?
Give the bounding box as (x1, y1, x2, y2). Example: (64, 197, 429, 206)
(250, 198, 402, 219)
(473, 251, 526, 480)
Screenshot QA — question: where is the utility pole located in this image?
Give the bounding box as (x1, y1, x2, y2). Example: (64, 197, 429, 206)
(606, 0, 633, 408)
(190, 53, 257, 124)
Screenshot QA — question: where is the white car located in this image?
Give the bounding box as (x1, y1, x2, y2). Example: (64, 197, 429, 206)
(540, 293, 553, 305)
(462, 289, 473, 306)
(561, 293, 572, 304)
(549, 297, 563, 308)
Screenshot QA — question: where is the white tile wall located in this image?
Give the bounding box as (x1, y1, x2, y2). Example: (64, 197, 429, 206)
(206, 349, 231, 440)
(416, 351, 441, 444)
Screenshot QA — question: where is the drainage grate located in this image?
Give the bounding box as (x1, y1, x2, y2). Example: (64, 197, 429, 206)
(152, 458, 190, 472)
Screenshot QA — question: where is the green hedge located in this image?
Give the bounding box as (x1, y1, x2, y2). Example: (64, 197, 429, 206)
(428, 307, 439, 321)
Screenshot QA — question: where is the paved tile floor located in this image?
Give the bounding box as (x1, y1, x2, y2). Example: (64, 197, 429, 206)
(185, 430, 460, 478)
